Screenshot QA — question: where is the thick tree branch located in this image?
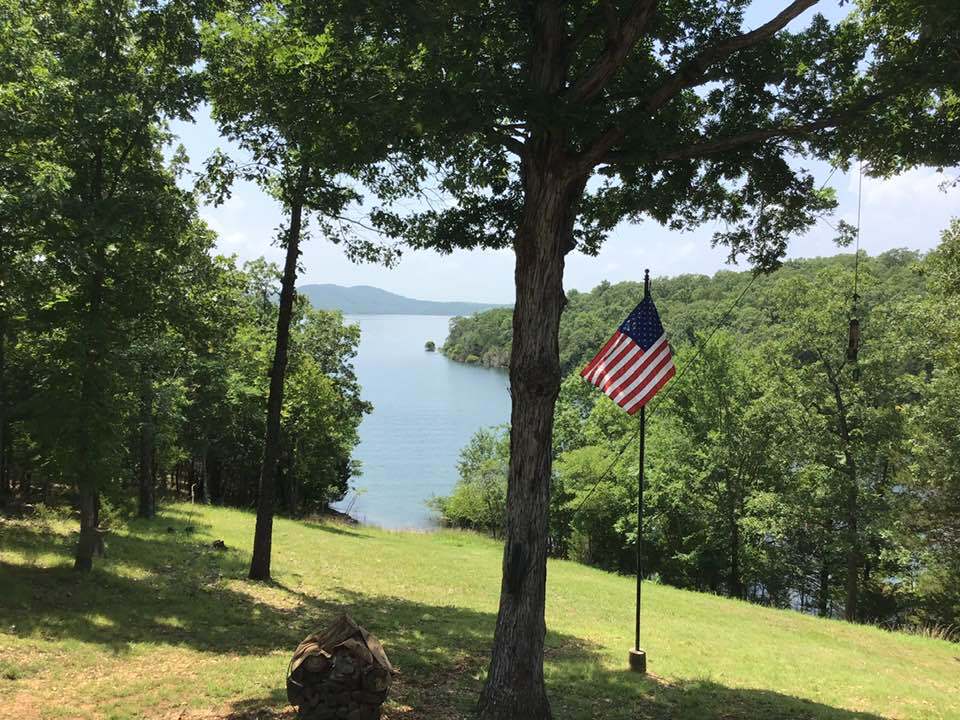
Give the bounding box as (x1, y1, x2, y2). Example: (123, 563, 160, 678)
(642, 117, 840, 163)
(603, 89, 889, 166)
(567, 0, 658, 104)
(487, 128, 527, 157)
(645, 0, 820, 114)
(572, 0, 820, 173)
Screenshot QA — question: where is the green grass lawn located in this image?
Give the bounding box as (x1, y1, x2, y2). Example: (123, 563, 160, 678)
(1, 503, 957, 720)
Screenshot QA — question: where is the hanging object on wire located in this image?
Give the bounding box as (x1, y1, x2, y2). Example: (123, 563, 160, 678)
(847, 315, 860, 363)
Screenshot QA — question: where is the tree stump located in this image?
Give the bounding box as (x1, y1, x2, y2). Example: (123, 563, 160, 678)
(287, 614, 394, 720)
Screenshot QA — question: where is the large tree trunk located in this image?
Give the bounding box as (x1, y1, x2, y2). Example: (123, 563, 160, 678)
(249, 163, 309, 581)
(478, 140, 583, 720)
(137, 366, 155, 519)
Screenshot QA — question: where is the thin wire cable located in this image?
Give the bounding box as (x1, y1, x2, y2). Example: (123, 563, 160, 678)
(568, 270, 761, 518)
(817, 164, 839, 193)
(646, 270, 760, 421)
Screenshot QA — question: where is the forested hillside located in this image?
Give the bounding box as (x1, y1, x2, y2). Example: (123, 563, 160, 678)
(443, 249, 927, 372)
(299, 284, 503, 316)
(435, 230, 960, 632)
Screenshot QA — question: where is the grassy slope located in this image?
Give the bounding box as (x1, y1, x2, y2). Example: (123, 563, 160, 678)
(0, 504, 956, 720)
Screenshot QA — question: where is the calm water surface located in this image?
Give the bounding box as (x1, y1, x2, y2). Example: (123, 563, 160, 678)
(332, 315, 511, 529)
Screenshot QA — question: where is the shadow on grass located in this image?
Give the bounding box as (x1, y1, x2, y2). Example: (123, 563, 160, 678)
(298, 518, 372, 539)
(0, 516, 888, 720)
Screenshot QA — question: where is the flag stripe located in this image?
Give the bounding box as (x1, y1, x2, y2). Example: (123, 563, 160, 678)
(581, 331, 622, 377)
(584, 331, 627, 382)
(595, 340, 644, 392)
(626, 365, 676, 415)
(624, 359, 676, 413)
(616, 350, 674, 409)
(603, 336, 668, 398)
(585, 332, 631, 384)
(607, 339, 671, 401)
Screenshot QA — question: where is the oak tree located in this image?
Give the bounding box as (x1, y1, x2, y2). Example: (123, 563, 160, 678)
(311, 1, 960, 716)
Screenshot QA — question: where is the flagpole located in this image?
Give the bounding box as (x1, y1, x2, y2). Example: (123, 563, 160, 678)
(629, 269, 650, 674)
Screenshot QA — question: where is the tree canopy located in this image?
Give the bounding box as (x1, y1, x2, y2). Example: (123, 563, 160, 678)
(299, 3, 960, 715)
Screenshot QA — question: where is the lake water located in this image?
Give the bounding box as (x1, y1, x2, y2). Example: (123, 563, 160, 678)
(332, 315, 511, 529)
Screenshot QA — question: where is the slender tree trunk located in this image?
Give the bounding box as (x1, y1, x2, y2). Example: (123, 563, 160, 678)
(282, 453, 298, 517)
(0, 419, 10, 501)
(249, 163, 309, 581)
(201, 457, 208, 502)
(207, 451, 222, 505)
(0, 229, 9, 501)
(844, 476, 859, 621)
(137, 365, 155, 519)
(74, 490, 99, 570)
(0, 316, 8, 501)
(831, 377, 859, 622)
(729, 496, 742, 599)
(818, 563, 830, 616)
(74, 264, 106, 571)
(478, 137, 583, 719)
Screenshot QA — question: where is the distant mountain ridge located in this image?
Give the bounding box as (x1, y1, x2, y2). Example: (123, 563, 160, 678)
(298, 283, 506, 316)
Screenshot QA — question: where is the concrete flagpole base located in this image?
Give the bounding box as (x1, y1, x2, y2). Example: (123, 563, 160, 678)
(628, 648, 647, 673)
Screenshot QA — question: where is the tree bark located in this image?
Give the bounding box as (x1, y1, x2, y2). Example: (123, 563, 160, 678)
(728, 490, 742, 599)
(137, 365, 155, 519)
(0, 229, 9, 501)
(844, 475, 859, 621)
(74, 252, 106, 571)
(249, 163, 309, 581)
(207, 450, 223, 505)
(0, 316, 8, 501)
(74, 490, 99, 571)
(478, 139, 583, 720)
(828, 370, 859, 622)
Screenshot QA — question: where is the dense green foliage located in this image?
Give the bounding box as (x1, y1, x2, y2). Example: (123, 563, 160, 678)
(443, 308, 514, 367)
(436, 235, 960, 630)
(1, 1, 959, 716)
(1, 249, 369, 513)
(444, 249, 926, 373)
(0, 0, 371, 564)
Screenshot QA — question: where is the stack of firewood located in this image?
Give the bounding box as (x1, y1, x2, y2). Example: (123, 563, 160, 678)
(287, 614, 394, 720)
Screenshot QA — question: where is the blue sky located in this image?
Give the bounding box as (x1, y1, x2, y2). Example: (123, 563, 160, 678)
(170, 1, 959, 304)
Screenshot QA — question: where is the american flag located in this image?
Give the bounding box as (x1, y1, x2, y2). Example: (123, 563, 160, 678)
(580, 294, 675, 414)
